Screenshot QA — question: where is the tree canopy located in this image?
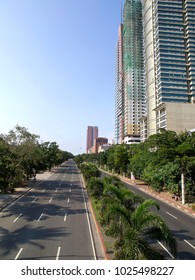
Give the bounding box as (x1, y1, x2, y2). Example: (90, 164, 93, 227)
(75, 129, 195, 196)
(0, 125, 74, 193)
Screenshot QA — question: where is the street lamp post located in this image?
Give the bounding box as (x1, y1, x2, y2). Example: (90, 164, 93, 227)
(181, 172, 185, 205)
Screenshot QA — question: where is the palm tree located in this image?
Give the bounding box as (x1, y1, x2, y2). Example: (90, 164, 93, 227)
(109, 199, 177, 259)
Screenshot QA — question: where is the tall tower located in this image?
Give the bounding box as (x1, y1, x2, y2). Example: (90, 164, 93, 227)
(143, 0, 195, 137)
(123, 0, 146, 143)
(86, 126, 98, 154)
(115, 23, 124, 144)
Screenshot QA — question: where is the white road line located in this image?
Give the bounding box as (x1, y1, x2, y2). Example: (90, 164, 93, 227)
(69, 189, 71, 193)
(184, 239, 195, 250)
(166, 211, 178, 219)
(80, 174, 97, 260)
(38, 213, 43, 222)
(13, 213, 22, 223)
(14, 248, 23, 260)
(157, 240, 174, 259)
(55, 188, 58, 192)
(67, 198, 70, 203)
(42, 189, 45, 193)
(64, 213, 67, 222)
(32, 197, 37, 203)
(49, 198, 53, 203)
(56, 246, 61, 260)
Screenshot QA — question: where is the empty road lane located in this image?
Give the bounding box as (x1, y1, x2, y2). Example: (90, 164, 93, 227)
(0, 160, 97, 260)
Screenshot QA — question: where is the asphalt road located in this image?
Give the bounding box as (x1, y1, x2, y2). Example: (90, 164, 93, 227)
(0, 160, 97, 260)
(101, 171, 195, 260)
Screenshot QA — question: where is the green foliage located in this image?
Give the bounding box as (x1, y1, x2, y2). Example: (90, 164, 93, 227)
(0, 125, 73, 193)
(80, 162, 100, 184)
(83, 170, 177, 260)
(74, 129, 195, 195)
(88, 177, 104, 199)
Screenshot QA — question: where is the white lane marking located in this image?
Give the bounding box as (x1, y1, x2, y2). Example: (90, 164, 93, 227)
(49, 198, 53, 203)
(80, 174, 97, 260)
(32, 197, 37, 203)
(55, 188, 58, 193)
(13, 213, 22, 223)
(64, 213, 67, 222)
(42, 189, 45, 193)
(157, 240, 174, 259)
(56, 246, 61, 260)
(69, 189, 71, 193)
(14, 248, 23, 260)
(67, 198, 70, 203)
(166, 211, 178, 220)
(184, 239, 195, 250)
(38, 213, 44, 222)
(2, 178, 46, 211)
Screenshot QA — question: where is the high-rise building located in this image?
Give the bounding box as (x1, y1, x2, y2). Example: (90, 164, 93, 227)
(142, 0, 195, 138)
(115, 0, 146, 144)
(123, 0, 146, 142)
(86, 126, 98, 153)
(115, 23, 124, 144)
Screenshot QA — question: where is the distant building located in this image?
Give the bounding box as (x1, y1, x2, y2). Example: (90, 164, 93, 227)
(93, 137, 108, 154)
(98, 143, 112, 153)
(124, 134, 141, 144)
(86, 126, 98, 154)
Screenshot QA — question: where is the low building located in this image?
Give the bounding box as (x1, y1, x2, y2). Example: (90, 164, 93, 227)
(98, 143, 112, 153)
(93, 137, 108, 154)
(123, 134, 140, 144)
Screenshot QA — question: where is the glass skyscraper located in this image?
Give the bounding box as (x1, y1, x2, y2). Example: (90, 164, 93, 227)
(143, 0, 195, 137)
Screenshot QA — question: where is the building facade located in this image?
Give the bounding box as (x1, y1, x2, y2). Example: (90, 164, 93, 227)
(86, 126, 98, 154)
(115, 23, 124, 144)
(93, 137, 108, 154)
(115, 0, 146, 145)
(123, 0, 146, 142)
(142, 0, 195, 138)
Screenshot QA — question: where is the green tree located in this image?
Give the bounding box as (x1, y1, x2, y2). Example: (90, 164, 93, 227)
(88, 177, 104, 199)
(80, 163, 100, 184)
(109, 199, 177, 260)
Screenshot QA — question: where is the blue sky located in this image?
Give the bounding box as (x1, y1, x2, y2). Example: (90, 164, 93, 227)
(0, 0, 122, 155)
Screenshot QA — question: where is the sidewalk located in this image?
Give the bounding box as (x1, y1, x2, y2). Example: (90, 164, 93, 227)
(121, 176, 195, 218)
(0, 171, 52, 211)
(101, 169, 195, 218)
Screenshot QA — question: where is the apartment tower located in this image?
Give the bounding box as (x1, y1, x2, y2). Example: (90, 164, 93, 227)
(86, 126, 98, 154)
(115, 0, 146, 144)
(142, 0, 195, 138)
(115, 23, 124, 144)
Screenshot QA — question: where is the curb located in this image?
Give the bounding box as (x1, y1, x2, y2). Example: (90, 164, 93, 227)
(100, 168, 195, 219)
(120, 177, 195, 219)
(88, 199, 110, 260)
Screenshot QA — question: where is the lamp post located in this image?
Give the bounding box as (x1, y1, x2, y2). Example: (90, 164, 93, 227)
(181, 172, 185, 205)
